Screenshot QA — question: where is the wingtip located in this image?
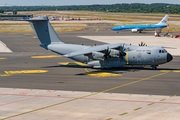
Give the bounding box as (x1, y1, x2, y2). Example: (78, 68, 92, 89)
(63, 54, 70, 57)
(63, 55, 68, 57)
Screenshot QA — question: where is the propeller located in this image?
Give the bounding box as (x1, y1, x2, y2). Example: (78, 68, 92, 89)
(119, 44, 126, 63)
(139, 41, 147, 46)
(103, 47, 111, 66)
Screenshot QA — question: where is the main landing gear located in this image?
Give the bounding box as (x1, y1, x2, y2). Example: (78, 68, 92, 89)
(151, 66, 157, 70)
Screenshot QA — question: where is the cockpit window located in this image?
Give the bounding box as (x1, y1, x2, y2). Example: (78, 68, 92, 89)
(159, 49, 167, 53)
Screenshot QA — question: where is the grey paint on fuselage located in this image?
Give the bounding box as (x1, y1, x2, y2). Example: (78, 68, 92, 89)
(127, 46, 167, 65)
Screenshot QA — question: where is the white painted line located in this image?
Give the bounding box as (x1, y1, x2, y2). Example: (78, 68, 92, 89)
(0, 41, 12, 53)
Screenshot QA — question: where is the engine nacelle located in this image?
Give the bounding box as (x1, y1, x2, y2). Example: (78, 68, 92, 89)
(131, 29, 138, 33)
(85, 49, 123, 61)
(109, 49, 120, 58)
(85, 52, 104, 61)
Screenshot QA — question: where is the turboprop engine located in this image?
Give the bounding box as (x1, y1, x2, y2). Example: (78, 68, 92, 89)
(85, 48, 126, 61)
(85, 52, 104, 61)
(131, 29, 138, 33)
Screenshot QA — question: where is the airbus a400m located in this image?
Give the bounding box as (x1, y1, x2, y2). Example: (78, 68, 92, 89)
(22, 16, 173, 69)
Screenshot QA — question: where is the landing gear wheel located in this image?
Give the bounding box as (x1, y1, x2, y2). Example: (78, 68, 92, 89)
(117, 31, 119, 33)
(152, 67, 157, 70)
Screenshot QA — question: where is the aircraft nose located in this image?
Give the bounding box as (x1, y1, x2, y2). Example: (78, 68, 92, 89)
(112, 27, 116, 31)
(167, 53, 173, 62)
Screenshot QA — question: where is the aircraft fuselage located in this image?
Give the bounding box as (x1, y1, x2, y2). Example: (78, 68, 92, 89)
(112, 25, 167, 31)
(46, 43, 172, 69)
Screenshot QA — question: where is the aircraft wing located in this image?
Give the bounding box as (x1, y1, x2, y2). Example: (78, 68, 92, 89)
(137, 24, 151, 31)
(64, 43, 122, 57)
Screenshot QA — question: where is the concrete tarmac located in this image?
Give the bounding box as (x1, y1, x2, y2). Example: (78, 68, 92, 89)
(0, 31, 180, 120)
(0, 31, 180, 95)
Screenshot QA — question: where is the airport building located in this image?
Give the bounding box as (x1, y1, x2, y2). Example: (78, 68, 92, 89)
(0, 14, 33, 20)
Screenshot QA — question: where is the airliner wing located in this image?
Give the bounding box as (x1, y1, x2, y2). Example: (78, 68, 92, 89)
(137, 24, 151, 31)
(64, 43, 122, 57)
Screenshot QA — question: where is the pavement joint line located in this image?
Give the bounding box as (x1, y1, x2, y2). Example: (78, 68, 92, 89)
(0, 97, 37, 106)
(0, 95, 7, 97)
(119, 112, 128, 116)
(0, 96, 38, 107)
(160, 98, 166, 101)
(0, 71, 169, 120)
(119, 92, 176, 118)
(0, 93, 180, 104)
(134, 107, 142, 111)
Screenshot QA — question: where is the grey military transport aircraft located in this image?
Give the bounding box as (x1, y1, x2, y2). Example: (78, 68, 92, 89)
(23, 15, 173, 69)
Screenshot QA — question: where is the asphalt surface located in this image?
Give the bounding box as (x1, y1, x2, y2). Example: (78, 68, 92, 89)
(0, 30, 180, 96)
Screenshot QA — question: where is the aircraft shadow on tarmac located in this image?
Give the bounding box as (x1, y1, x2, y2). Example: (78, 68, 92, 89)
(42, 64, 180, 71)
(42, 64, 88, 68)
(76, 69, 134, 76)
(42, 64, 180, 77)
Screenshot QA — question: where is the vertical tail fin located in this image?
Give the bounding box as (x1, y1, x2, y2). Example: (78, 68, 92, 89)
(26, 16, 64, 46)
(156, 14, 169, 25)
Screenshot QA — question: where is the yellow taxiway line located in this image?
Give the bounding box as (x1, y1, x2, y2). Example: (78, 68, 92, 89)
(0, 71, 169, 120)
(0, 70, 48, 77)
(58, 62, 87, 66)
(4, 70, 48, 74)
(85, 68, 122, 77)
(0, 58, 7, 59)
(31, 55, 61, 58)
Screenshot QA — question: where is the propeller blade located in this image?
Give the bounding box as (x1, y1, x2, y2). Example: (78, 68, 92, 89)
(139, 41, 147, 46)
(119, 44, 127, 63)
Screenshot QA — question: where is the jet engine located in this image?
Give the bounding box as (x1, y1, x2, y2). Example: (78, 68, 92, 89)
(131, 29, 138, 33)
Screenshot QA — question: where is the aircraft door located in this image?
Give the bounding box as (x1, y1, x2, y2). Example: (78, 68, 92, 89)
(137, 53, 141, 64)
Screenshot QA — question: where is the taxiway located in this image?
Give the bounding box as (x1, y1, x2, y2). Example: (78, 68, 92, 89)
(0, 31, 180, 120)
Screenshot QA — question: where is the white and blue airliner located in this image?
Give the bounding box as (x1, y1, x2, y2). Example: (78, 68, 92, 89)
(112, 14, 168, 35)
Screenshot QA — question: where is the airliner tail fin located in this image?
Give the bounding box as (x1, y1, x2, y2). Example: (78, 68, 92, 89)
(156, 14, 168, 25)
